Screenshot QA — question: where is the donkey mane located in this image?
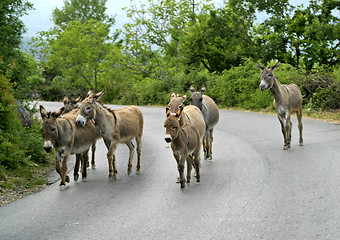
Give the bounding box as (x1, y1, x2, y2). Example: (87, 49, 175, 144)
(95, 100, 117, 123)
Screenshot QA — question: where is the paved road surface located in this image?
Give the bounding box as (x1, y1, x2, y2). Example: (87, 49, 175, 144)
(1, 101, 340, 239)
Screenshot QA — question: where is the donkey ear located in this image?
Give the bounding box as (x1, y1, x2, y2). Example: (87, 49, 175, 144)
(170, 93, 176, 101)
(175, 105, 183, 118)
(271, 61, 280, 70)
(86, 89, 94, 98)
(63, 95, 69, 105)
(94, 90, 105, 100)
(190, 85, 195, 93)
(166, 107, 171, 117)
(255, 62, 265, 71)
(51, 107, 64, 118)
(182, 95, 187, 101)
(201, 87, 206, 94)
(74, 94, 82, 103)
(40, 105, 47, 118)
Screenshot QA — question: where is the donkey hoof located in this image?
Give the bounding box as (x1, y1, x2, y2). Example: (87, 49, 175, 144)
(59, 184, 67, 191)
(136, 170, 140, 175)
(74, 174, 79, 182)
(65, 175, 70, 183)
(299, 142, 303, 146)
(82, 177, 87, 182)
(91, 165, 96, 169)
(127, 169, 132, 176)
(109, 175, 117, 181)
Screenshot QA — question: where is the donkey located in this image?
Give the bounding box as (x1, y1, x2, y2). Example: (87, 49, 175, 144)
(164, 106, 201, 189)
(189, 86, 219, 160)
(62, 94, 82, 114)
(40, 106, 101, 190)
(256, 61, 303, 150)
(63, 94, 97, 170)
(168, 93, 206, 145)
(76, 90, 144, 180)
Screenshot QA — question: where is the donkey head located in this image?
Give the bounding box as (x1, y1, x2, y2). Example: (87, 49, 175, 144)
(40, 105, 64, 153)
(76, 90, 105, 126)
(168, 93, 186, 114)
(63, 94, 82, 114)
(190, 85, 205, 111)
(164, 106, 183, 143)
(256, 61, 280, 91)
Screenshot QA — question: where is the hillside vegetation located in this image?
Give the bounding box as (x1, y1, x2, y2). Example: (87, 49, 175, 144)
(0, 0, 339, 198)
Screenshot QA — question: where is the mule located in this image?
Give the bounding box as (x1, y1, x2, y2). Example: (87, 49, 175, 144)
(189, 86, 219, 160)
(76, 90, 144, 180)
(40, 106, 101, 190)
(168, 93, 206, 144)
(164, 106, 201, 189)
(256, 61, 303, 150)
(63, 94, 97, 170)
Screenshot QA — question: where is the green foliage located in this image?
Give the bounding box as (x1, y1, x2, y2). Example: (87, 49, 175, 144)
(0, 73, 51, 172)
(52, 0, 115, 29)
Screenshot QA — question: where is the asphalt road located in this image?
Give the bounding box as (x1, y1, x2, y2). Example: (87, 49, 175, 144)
(1, 101, 340, 240)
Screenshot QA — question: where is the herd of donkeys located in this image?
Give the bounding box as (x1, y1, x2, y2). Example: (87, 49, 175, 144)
(40, 62, 304, 190)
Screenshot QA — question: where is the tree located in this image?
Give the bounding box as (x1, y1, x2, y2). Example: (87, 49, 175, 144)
(181, 2, 258, 73)
(252, 0, 339, 70)
(0, 0, 33, 87)
(123, 0, 214, 82)
(52, 0, 115, 29)
(30, 0, 118, 92)
(45, 19, 111, 92)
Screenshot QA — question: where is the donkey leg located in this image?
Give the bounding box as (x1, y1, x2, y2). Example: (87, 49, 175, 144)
(278, 115, 288, 150)
(107, 141, 119, 180)
(91, 142, 96, 169)
(177, 156, 186, 189)
(135, 135, 142, 175)
(59, 153, 70, 191)
(297, 109, 303, 146)
(193, 150, 201, 182)
(74, 153, 81, 182)
(203, 137, 207, 159)
(285, 114, 292, 149)
(126, 141, 135, 176)
(208, 128, 214, 160)
(55, 152, 62, 180)
(186, 155, 193, 184)
(82, 149, 89, 182)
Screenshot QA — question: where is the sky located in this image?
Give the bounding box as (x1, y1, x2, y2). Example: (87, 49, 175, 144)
(21, 0, 317, 39)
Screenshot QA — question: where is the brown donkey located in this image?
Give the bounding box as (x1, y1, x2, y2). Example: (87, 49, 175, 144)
(40, 106, 101, 190)
(76, 90, 144, 180)
(189, 86, 219, 159)
(63, 94, 97, 170)
(256, 61, 303, 150)
(168, 93, 206, 145)
(164, 106, 201, 189)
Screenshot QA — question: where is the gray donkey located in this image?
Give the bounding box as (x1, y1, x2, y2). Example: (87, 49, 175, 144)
(190, 86, 219, 160)
(256, 61, 303, 150)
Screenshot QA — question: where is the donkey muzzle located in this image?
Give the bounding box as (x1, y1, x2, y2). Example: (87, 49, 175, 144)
(165, 134, 172, 143)
(43, 140, 53, 153)
(76, 115, 86, 126)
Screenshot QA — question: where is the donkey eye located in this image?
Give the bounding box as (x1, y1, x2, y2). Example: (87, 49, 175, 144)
(199, 98, 203, 102)
(173, 126, 177, 130)
(85, 106, 91, 111)
(51, 128, 56, 132)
